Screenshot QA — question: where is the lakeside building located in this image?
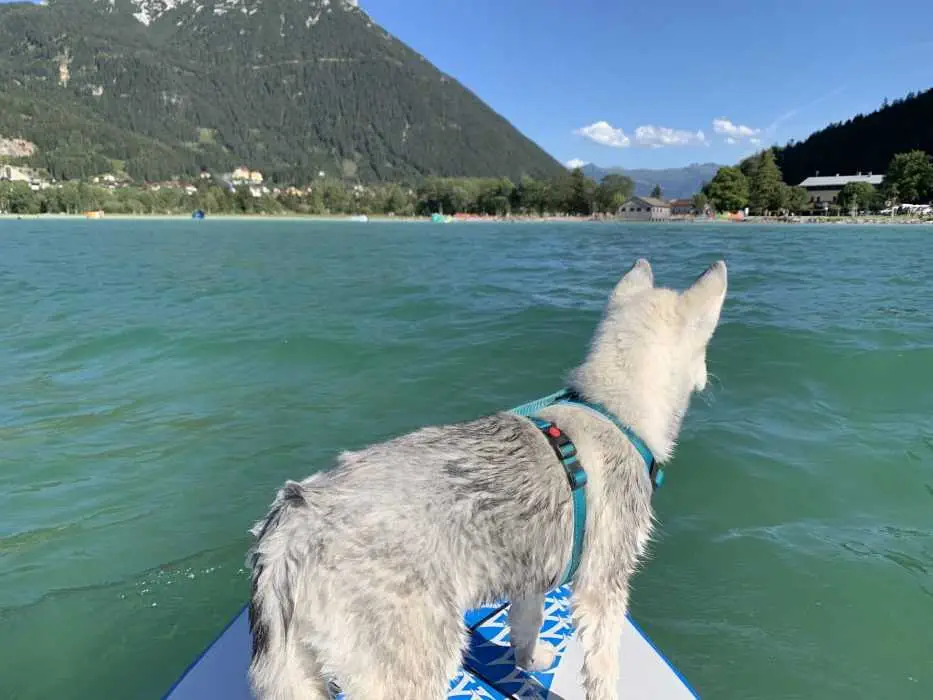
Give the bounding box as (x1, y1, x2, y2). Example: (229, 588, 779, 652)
(669, 198, 696, 215)
(798, 172, 884, 210)
(617, 195, 672, 221)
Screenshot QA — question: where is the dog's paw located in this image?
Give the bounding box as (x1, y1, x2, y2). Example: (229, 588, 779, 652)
(516, 641, 559, 672)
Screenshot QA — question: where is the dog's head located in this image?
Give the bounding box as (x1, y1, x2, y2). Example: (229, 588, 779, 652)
(609, 258, 727, 393)
(571, 258, 727, 458)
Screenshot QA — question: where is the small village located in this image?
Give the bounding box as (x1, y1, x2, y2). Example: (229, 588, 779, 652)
(2, 162, 297, 201)
(0, 157, 385, 217)
(2, 135, 932, 222)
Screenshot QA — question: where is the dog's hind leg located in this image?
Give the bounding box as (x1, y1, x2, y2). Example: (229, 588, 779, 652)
(292, 639, 334, 700)
(333, 596, 466, 700)
(250, 620, 332, 700)
(508, 593, 558, 672)
(340, 670, 454, 700)
(248, 483, 332, 700)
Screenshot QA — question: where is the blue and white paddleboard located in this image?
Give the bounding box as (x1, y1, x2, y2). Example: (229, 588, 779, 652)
(164, 392, 699, 699)
(164, 586, 697, 699)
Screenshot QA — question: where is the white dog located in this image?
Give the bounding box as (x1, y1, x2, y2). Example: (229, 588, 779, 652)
(247, 258, 727, 699)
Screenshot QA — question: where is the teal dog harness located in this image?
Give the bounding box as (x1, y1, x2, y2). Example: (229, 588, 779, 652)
(511, 389, 661, 588)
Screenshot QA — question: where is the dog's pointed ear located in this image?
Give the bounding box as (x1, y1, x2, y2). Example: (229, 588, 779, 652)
(610, 258, 654, 305)
(682, 260, 727, 341)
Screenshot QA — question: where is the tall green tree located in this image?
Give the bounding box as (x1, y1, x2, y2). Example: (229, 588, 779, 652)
(703, 166, 749, 212)
(785, 185, 810, 214)
(59, 181, 84, 214)
(475, 177, 515, 215)
(381, 184, 413, 216)
(748, 149, 785, 214)
(837, 182, 880, 213)
(0, 181, 40, 214)
(565, 168, 596, 215)
(882, 150, 933, 203)
(514, 176, 547, 215)
(650, 184, 663, 199)
(595, 174, 634, 213)
(739, 152, 760, 181)
(691, 192, 708, 212)
(883, 182, 900, 211)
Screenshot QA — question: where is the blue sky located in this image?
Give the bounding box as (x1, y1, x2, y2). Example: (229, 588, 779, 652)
(363, 0, 933, 169)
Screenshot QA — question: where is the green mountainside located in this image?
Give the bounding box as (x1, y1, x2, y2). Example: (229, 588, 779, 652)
(774, 87, 933, 186)
(0, 0, 565, 184)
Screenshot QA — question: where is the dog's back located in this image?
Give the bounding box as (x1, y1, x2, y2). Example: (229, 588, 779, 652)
(247, 411, 581, 698)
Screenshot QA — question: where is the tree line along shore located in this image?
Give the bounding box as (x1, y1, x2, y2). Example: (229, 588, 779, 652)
(701, 149, 933, 216)
(0, 169, 632, 218)
(2, 148, 931, 220)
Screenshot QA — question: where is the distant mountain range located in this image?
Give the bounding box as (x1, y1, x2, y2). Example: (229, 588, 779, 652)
(578, 162, 723, 200)
(0, 0, 565, 184)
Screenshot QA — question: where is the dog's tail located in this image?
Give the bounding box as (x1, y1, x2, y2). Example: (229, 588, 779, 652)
(247, 480, 325, 700)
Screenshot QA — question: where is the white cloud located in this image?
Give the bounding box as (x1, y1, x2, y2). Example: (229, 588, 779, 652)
(749, 137, 762, 145)
(575, 120, 709, 150)
(712, 117, 761, 140)
(565, 158, 587, 169)
(574, 121, 631, 148)
(725, 137, 737, 145)
(634, 125, 706, 148)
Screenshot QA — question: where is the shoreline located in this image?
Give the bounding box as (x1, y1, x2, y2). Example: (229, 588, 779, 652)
(0, 213, 606, 224)
(1, 212, 930, 225)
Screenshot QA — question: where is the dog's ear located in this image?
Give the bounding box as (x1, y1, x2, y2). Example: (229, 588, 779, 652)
(681, 260, 727, 342)
(610, 258, 653, 305)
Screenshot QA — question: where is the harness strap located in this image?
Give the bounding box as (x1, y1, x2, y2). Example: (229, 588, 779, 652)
(560, 391, 664, 490)
(530, 417, 588, 587)
(526, 390, 661, 589)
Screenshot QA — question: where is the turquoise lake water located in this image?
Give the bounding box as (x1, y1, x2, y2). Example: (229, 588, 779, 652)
(1, 219, 931, 699)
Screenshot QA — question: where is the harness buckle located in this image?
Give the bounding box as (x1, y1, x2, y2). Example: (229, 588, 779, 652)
(565, 463, 587, 491)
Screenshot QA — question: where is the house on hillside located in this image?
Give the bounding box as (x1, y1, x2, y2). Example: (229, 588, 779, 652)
(221, 166, 267, 197)
(90, 173, 132, 190)
(617, 196, 671, 221)
(1, 164, 32, 182)
(798, 172, 884, 210)
(1, 164, 51, 191)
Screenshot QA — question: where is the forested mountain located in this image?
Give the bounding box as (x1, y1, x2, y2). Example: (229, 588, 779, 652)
(580, 162, 722, 199)
(0, 0, 565, 184)
(774, 87, 933, 186)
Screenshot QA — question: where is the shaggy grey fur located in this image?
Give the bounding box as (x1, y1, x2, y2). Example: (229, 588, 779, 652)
(247, 258, 728, 700)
